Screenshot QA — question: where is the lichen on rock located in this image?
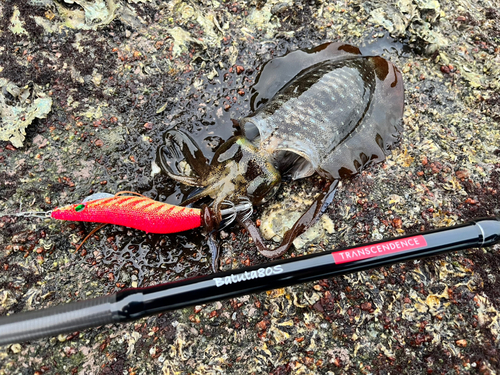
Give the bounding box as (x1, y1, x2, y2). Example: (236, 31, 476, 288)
(0, 79, 52, 148)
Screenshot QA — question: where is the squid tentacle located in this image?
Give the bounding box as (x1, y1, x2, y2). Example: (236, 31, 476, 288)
(240, 180, 339, 259)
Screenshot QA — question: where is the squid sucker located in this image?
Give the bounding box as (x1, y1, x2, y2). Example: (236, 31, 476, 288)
(157, 42, 404, 261)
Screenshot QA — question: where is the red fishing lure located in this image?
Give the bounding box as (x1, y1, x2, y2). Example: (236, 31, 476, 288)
(4, 192, 251, 256)
(51, 193, 203, 234)
(8, 192, 251, 235)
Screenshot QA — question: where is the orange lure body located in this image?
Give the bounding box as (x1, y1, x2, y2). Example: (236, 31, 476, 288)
(51, 194, 202, 234)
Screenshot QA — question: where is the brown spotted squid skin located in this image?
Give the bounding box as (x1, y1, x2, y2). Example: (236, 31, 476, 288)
(240, 45, 404, 181)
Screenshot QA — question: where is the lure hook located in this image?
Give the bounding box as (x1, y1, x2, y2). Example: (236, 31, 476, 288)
(218, 197, 253, 229)
(236, 197, 253, 222)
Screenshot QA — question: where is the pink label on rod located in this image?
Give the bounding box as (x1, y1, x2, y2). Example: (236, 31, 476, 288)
(332, 235, 427, 264)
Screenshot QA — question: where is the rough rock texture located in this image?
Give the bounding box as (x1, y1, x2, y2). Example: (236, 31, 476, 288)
(0, 0, 499, 374)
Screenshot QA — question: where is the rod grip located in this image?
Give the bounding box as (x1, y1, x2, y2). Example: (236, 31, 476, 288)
(0, 295, 116, 346)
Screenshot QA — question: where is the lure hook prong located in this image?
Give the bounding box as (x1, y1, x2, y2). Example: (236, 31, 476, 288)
(219, 200, 237, 228)
(218, 198, 253, 229)
(236, 197, 253, 222)
(219, 198, 253, 222)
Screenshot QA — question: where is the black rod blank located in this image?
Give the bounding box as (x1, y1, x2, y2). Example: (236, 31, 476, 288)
(1, 217, 499, 346)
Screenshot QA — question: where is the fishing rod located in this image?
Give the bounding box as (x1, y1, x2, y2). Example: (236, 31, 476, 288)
(0, 217, 499, 346)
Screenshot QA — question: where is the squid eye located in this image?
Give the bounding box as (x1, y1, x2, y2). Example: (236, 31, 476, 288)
(75, 204, 86, 212)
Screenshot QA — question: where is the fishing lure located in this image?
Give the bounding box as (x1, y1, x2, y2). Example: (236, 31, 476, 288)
(10, 192, 252, 235)
(5, 192, 251, 270)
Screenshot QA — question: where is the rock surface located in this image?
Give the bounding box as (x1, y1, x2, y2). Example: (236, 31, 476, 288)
(0, 0, 499, 374)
